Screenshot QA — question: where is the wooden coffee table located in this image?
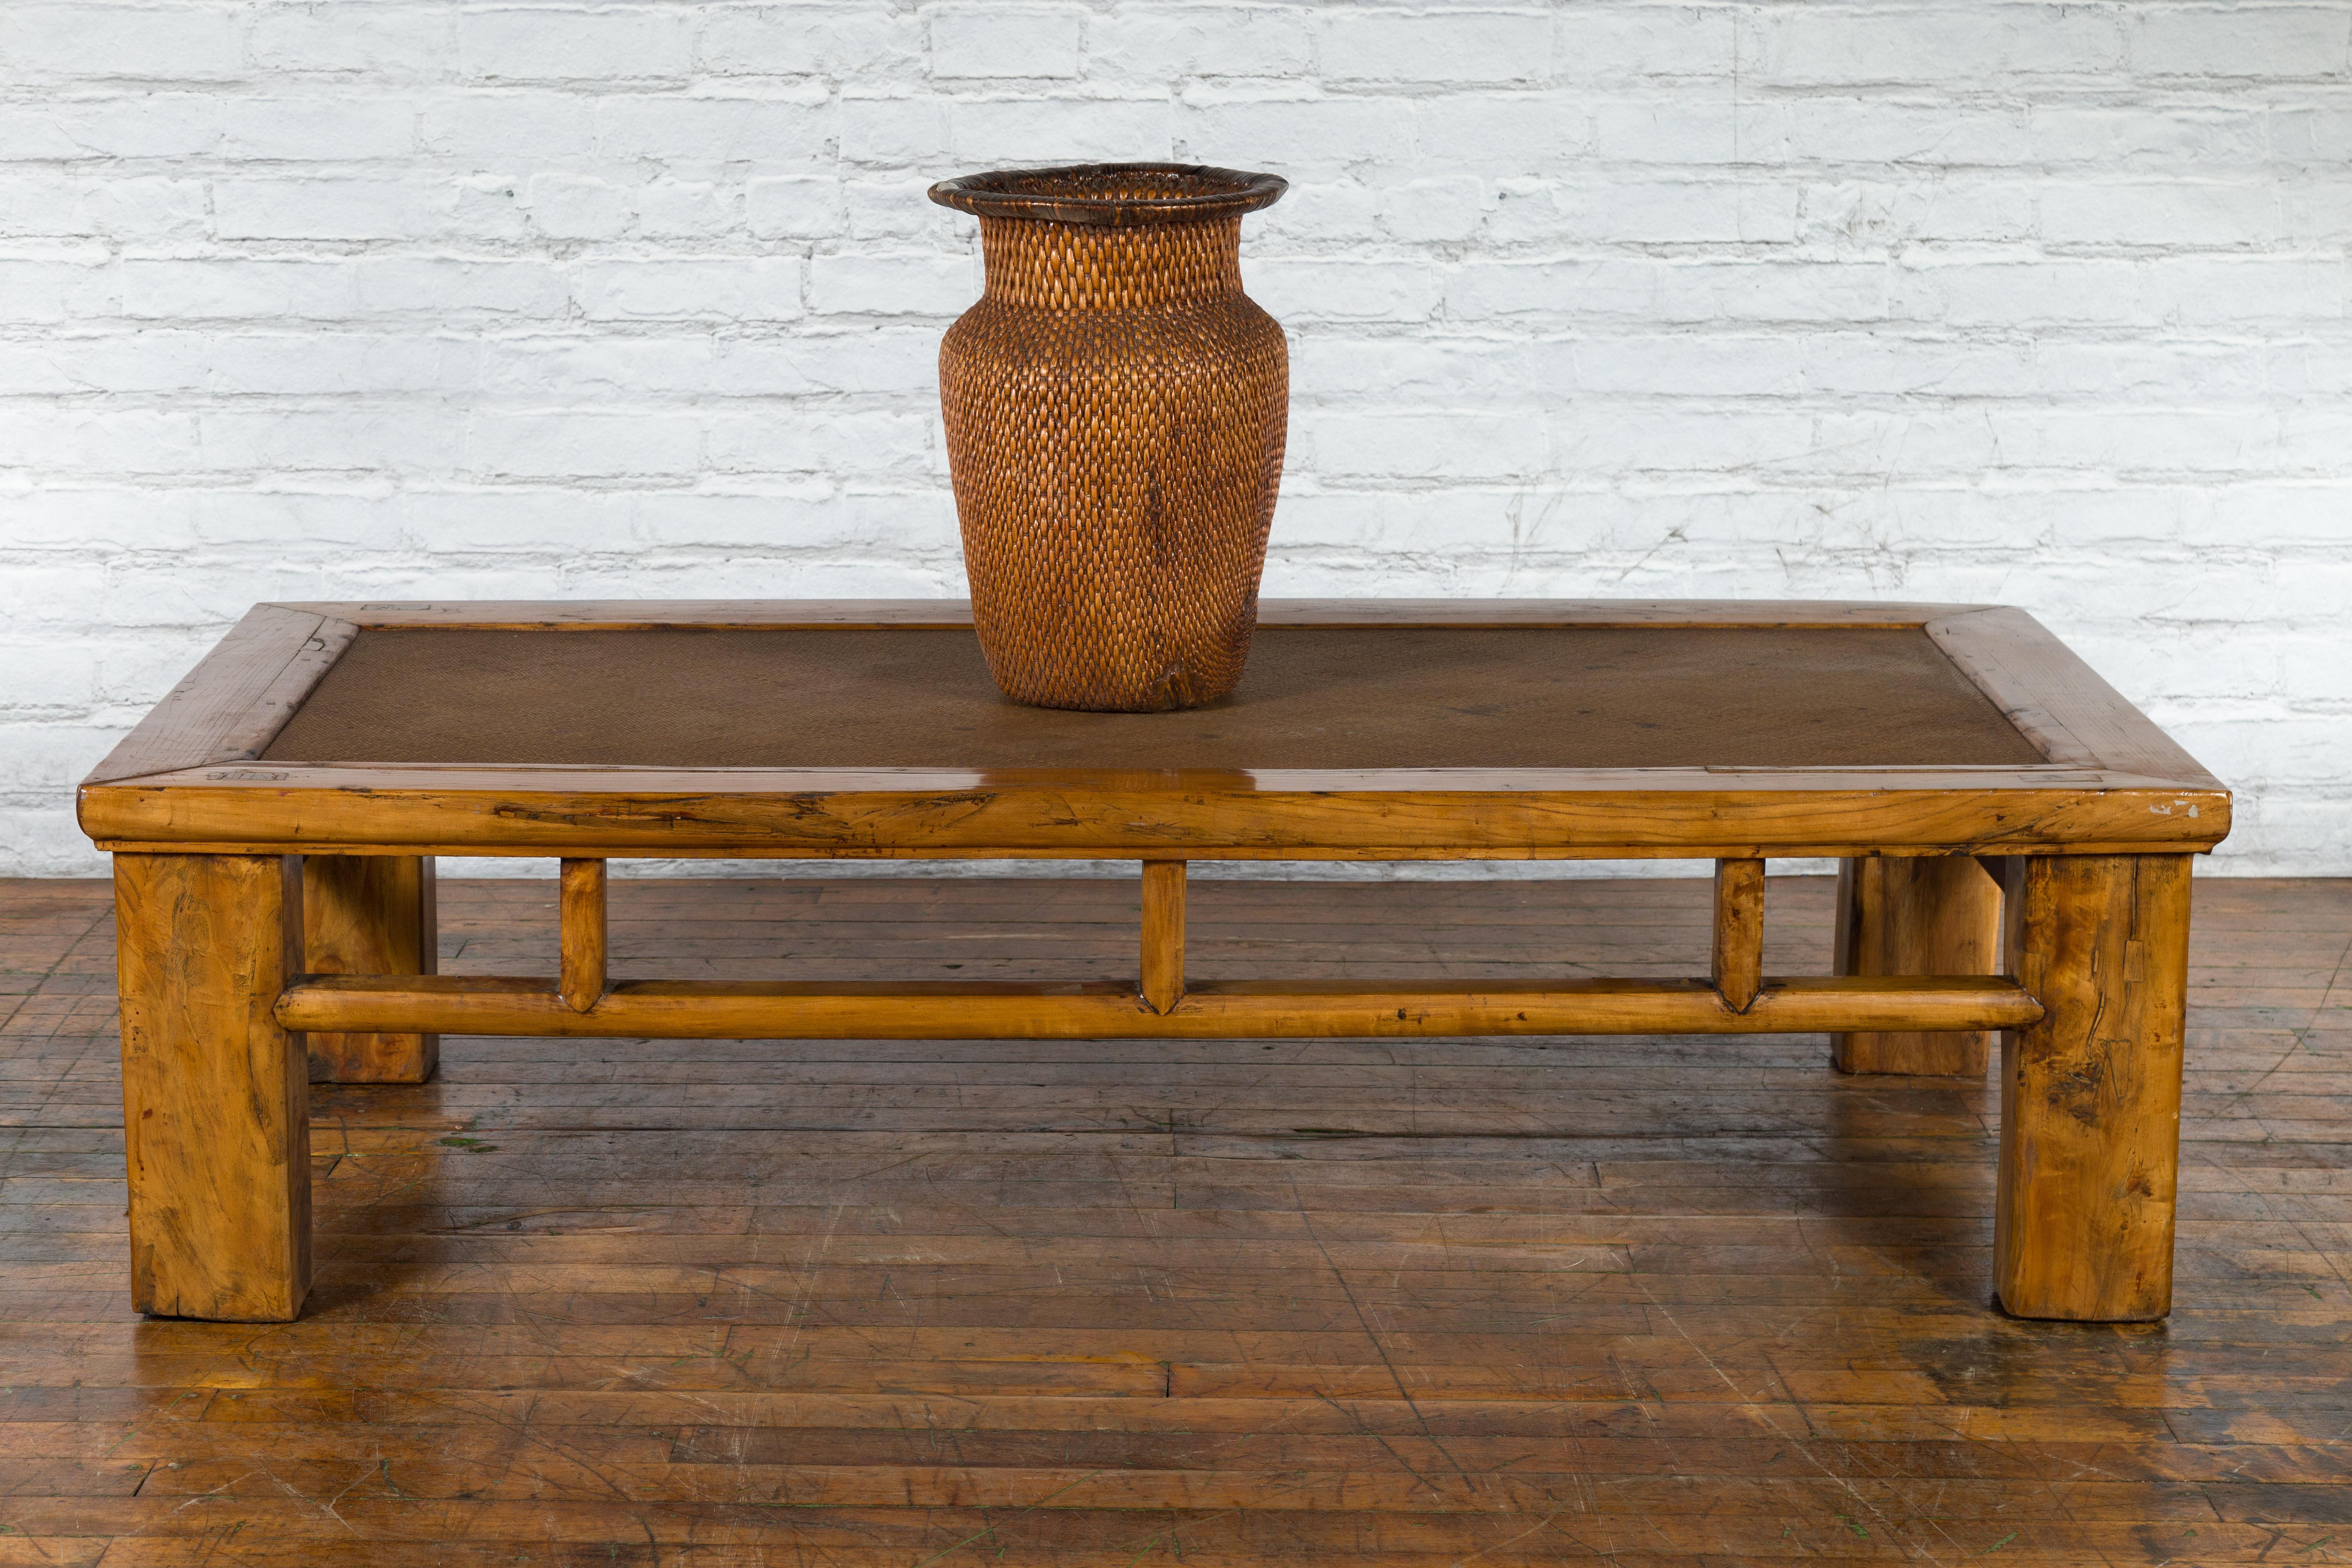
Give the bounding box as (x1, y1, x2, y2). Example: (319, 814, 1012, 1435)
(80, 600, 2229, 1326)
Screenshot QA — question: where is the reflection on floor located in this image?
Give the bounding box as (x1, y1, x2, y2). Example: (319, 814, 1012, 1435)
(3, 873, 2349, 1565)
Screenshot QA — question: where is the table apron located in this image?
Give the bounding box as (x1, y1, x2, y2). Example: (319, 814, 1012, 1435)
(79, 778, 2231, 857)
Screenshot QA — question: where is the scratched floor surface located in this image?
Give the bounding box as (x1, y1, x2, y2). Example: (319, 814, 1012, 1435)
(2, 873, 2349, 1565)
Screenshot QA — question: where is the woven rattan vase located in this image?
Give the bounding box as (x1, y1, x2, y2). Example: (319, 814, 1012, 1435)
(930, 162, 1289, 712)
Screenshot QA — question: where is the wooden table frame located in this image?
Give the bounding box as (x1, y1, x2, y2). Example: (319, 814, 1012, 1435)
(79, 600, 2229, 1326)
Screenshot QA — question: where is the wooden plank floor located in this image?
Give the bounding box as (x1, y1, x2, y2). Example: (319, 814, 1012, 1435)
(2, 872, 2349, 1566)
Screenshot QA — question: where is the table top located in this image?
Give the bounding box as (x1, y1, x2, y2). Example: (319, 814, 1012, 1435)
(260, 623, 2047, 772)
(77, 600, 2230, 861)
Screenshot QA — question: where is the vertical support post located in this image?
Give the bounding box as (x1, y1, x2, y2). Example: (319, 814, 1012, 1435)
(1141, 859, 1186, 1014)
(1995, 854, 2192, 1322)
(1834, 856, 2004, 1075)
(559, 858, 607, 1014)
(301, 854, 438, 1084)
(114, 853, 311, 1322)
(1710, 858, 1764, 1012)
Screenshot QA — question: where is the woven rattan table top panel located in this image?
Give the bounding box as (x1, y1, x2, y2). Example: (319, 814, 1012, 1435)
(260, 625, 2046, 772)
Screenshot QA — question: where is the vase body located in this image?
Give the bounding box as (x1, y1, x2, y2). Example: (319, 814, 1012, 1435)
(934, 165, 1288, 712)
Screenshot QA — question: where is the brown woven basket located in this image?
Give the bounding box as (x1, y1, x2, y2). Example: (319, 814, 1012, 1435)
(931, 162, 1289, 712)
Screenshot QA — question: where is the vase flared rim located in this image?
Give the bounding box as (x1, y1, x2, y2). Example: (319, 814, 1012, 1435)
(928, 162, 1286, 227)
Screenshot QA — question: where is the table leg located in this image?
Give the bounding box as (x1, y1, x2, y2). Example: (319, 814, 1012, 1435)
(1995, 853, 2192, 1322)
(302, 854, 438, 1084)
(1833, 856, 2003, 1075)
(114, 853, 312, 1322)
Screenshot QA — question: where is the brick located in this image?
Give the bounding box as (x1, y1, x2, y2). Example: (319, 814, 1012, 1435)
(807, 253, 976, 316)
(2029, 105, 2272, 166)
(1250, 180, 1379, 245)
(463, 412, 704, 479)
(1905, 257, 2150, 326)
(121, 259, 357, 320)
(223, 97, 416, 160)
(354, 257, 570, 316)
(2039, 180, 2285, 248)
(1179, 89, 1415, 178)
(929, 5, 1086, 80)
(1483, 178, 1800, 245)
(0, 252, 116, 323)
(706, 328, 939, 396)
(0, 175, 205, 242)
(1308, 413, 1547, 479)
(458, 7, 693, 83)
(249, 4, 454, 75)
(202, 334, 477, 396)
(838, 95, 952, 165)
(0, 640, 102, 708)
(0, 334, 210, 398)
(1322, 9, 1550, 84)
(214, 176, 527, 242)
(631, 179, 735, 239)
(1571, 335, 1807, 397)
(570, 257, 805, 321)
(0, 409, 201, 474)
(0, 97, 221, 161)
(1749, 6, 2125, 86)
(946, 98, 1174, 165)
(195, 408, 468, 475)
(1587, 101, 1760, 165)
(748, 176, 846, 239)
(1290, 337, 1539, 405)
(699, 5, 922, 77)
(0, 4, 245, 81)
(1376, 177, 1488, 243)
(1444, 259, 1642, 321)
(477, 336, 714, 399)
(1086, 8, 1313, 81)
(2132, 6, 2352, 78)
(593, 92, 829, 163)
(2144, 257, 2348, 324)
(1780, 101, 2032, 165)
(1555, 6, 1736, 80)
(523, 174, 629, 239)
(1416, 95, 1586, 172)
(704, 409, 935, 476)
(419, 92, 597, 161)
(1798, 180, 2037, 247)
(1248, 258, 1435, 322)
(845, 176, 965, 241)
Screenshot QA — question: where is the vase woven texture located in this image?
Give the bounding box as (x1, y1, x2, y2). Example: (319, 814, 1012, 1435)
(933, 163, 1289, 713)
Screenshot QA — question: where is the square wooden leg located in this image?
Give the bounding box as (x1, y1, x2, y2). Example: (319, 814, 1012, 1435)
(1833, 856, 2003, 1075)
(302, 854, 438, 1084)
(1995, 854, 2192, 1322)
(114, 853, 312, 1322)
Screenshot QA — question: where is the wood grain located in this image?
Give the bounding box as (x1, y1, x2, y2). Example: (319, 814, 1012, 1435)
(274, 972, 2043, 1039)
(113, 853, 311, 1322)
(557, 858, 606, 1015)
(1996, 853, 2194, 1321)
(1833, 855, 2005, 1076)
(78, 601, 2232, 867)
(300, 854, 436, 1084)
(1140, 859, 1185, 1013)
(83, 605, 355, 784)
(82, 772, 2231, 859)
(7, 870, 2344, 1562)
(1928, 607, 2223, 786)
(1709, 858, 1764, 1011)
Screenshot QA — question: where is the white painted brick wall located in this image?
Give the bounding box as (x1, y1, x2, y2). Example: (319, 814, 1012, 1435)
(4, 0, 2348, 877)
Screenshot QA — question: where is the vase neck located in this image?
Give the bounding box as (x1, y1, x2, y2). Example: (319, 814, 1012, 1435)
(978, 215, 1242, 309)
